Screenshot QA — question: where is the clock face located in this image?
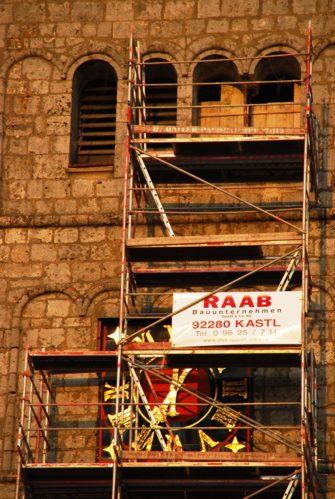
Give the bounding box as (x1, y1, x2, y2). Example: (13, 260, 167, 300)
(100, 361, 251, 457)
(98, 320, 251, 459)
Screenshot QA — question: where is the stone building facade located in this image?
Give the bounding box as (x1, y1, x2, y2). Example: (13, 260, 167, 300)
(0, 0, 334, 497)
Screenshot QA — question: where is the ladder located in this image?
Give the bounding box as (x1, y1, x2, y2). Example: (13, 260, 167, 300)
(277, 250, 301, 291)
(282, 476, 299, 498)
(136, 152, 175, 236)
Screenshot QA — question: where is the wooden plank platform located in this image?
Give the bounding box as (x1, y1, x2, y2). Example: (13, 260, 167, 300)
(126, 233, 302, 262)
(133, 124, 305, 138)
(127, 233, 302, 249)
(122, 450, 301, 466)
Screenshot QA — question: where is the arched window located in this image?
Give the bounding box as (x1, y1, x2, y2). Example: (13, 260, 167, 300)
(193, 55, 244, 127)
(70, 60, 117, 166)
(251, 53, 301, 127)
(144, 58, 177, 128)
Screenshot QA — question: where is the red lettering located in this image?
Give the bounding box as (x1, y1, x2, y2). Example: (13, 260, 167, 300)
(203, 295, 219, 308)
(257, 295, 271, 307)
(221, 296, 236, 308)
(235, 319, 244, 327)
(239, 295, 254, 307)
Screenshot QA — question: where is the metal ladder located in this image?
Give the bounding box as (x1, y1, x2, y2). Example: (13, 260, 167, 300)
(136, 152, 175, 236)
(277, 250, 301, 291)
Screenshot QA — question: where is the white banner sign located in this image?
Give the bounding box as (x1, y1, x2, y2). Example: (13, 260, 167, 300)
(172, 291, 302, 347)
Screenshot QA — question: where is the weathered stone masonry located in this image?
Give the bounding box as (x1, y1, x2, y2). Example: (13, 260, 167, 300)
(0, 0, 335, 497)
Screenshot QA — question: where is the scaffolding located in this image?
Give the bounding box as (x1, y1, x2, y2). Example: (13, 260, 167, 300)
(17, 26, 320, 499)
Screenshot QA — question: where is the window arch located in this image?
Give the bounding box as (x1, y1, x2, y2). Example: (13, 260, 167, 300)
(192, 55, 244, 127)
(252, 52, 301, 104)
(144, 58, 177, 128)
(141, 58, 177, 149)
(251, 52, 301, 127)
(70, 60, 117, 166)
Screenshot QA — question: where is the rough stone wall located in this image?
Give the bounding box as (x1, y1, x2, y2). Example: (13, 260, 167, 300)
(0, 0, 334, 497)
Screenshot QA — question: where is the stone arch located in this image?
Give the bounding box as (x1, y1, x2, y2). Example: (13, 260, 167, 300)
(1, 50, 63, 79)
(190, 48, 243, 79)
(191, 49, 243, 127)
(143, 41, 185, 72)
(142, 51, 182, 80)
(2, 54, 70, 210)
(313, 38, 335, 61)
(14, 285, 80, 326)
(248, 45, 302, 77)
(19, 290, 84, 351)
(81, 280, 120, 317)
(250, 35, 304, 64)
(63, 52, 124, 83)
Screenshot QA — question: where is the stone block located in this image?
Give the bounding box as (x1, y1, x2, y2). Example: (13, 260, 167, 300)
(207, 19, 229, 33)
(150, 21, 183, 38)
(0, 246, 10, 262)
(71, 178, 95, 198)
(134, 0, 163, 20)
(44, 262, 71, 284)
(198, 0, 220, 17)
(14, 2, 46, 22)
(58, 244, 90, 260)
(27, 180, 43, 199)
(76, 197, 99, 213)
(46, 299, 71, 318)
(262, 0, 290, 15)
(95, 180, 117, 197)
(292, 0, 317, 14)
(42, 94, 71, 116)
(97, 22, 113, 37)
(33, 155, 67, 179)
(90, 242, 114, 260)
(225, 0, 260, 16)
(7, 180, 27, 200)
(43, 180, 70, 198)
(13, 95, 41, 116)
(82, 23, 97, 37)
(71, 1, 105, 21)
(54, 228, 79, 244)
(56, 22, 82, 37)
(164, 0, 194, 19)
(0, 3, 12, 23)
(28, 228, 53, 244)
(54, 199, 77, 214)
(50, 135, 70, 154)
(185, 19, 206, 35)
(72, 261, 101, 281)
(5, 229, 27, 245)
(31, 243, 57, 262)
(80, 227, 106, 243)
(28, 137, 50, 154)
(28, 80, 50, 95)
(7, 137, 28, 155)
(106, 0, 134, 20)
(47, 2, 71, 21)
(23, 301, 47, 318)
(10, 246, 30, 263)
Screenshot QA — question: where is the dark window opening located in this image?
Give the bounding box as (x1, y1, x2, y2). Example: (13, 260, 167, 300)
(144, 58, 177, 128)
(70, 60, 117, 166)
(251, 52, 300, 104)
(193, 56, 242, 126)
